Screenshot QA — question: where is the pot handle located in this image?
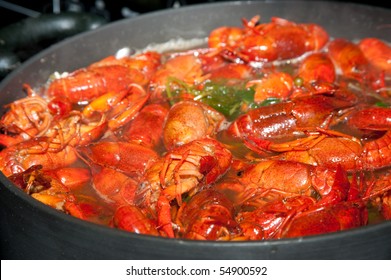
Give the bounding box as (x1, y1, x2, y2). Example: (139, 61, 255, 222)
(0, 12, 108, 79)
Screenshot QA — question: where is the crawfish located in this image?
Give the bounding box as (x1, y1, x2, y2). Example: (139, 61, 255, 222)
(259, 17, 329, 60)
(246, 71, 294, 103)
(135, 137, 233, 237)
(236, 196, 316, 240)
(0, 89, 52, 147)
(281, 201, 368, 238)
(209, 16, 329, 63)
(230, 160, 352, 210)
(0, 138, 78, 177)
(77, 141, 159, 179)
(148, 53, 206, 102)
(163, 100, 227, 151)
(277, 107, 391, 171)
(369, 171, 391, 220)
(235, 164, 369, 239)
(276, 135, 363, 171)
(112, 205, 160, 236)
(0, 92, 106, 149)
(27, 109, 106, 148)
(43, 166, 90, 191)
(227, 91, 357, 155)
(359, 38, 391, 76)
(175, 188, 240, 240)
(348, 107, 391, 170)
(295, 52, 336, 84)
(207, 63, 255, 84)
(9, 165, 112, 223)
(245, 53, 336, 103)
(90, 165, 139, 206)
(46, 51, 161, 104)
(327, 38, 386, 90)
(77, 138, 159, 206)
(8, 165, 78, 214)
(81, 83, 150, 131)
(327, 38, 369, 81)
(279, 166, 391, 239)
(89, 51, 162, 82)
(120, 102, 169, 150)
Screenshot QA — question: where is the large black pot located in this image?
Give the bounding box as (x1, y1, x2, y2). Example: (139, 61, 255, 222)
(1, 1, 391, 260)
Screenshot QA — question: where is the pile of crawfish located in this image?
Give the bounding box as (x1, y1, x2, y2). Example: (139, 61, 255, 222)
(1, 16, 391, 240)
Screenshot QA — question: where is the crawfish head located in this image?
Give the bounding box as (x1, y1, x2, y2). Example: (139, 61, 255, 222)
(8, 165, 52, 194)
(199, 155, 217, 176)
(177, 188, 240, 240)
(282, 201, 368, 238)
(316, 164, 350, 206)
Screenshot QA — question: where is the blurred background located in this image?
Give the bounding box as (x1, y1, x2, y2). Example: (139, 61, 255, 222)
(0, 0, 390, 79)
(1, 0, 390, 25)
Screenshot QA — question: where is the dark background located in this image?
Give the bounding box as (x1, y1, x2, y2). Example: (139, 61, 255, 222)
(0, 0, 389, 79)
(1, 0, 390, 27)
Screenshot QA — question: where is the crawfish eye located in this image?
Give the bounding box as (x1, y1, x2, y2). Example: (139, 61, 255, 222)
(236, 170, 244, 177)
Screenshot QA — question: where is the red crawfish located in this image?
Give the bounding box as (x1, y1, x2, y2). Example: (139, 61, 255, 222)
(135, 137, 233, 238)
(175, 188, 241, 240)
(227, 91, 357, 155)
(46, 51, 161, 104)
